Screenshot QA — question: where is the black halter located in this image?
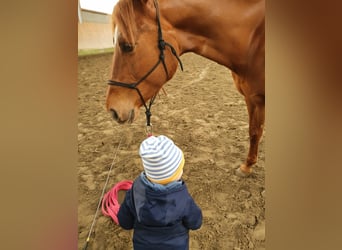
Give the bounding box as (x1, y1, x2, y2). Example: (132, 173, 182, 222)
(107, 0, 183, 127)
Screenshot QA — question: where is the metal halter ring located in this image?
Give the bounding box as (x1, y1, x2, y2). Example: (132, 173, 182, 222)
(145, 124, 153, 137)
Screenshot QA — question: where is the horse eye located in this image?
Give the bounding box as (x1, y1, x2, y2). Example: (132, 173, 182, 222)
(120, 43, 134, 53)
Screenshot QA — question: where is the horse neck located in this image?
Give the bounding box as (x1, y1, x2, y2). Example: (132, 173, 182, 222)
(159, 0, 265, 74)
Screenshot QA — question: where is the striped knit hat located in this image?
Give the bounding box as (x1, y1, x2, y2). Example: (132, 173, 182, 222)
(139, 135, 184, 185)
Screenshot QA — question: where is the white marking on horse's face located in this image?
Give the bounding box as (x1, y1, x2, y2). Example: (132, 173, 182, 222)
(113, 26, 119, 46)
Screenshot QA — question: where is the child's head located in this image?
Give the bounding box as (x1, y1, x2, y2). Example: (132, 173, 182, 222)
(139, 135, 184, 185)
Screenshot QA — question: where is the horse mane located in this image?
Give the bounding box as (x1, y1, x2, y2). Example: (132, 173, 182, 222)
(113, 0, 137, 45)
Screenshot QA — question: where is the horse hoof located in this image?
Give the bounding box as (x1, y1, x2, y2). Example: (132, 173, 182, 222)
(235, 167, 252, 178)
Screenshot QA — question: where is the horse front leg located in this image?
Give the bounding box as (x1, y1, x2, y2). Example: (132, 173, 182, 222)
(237, 94, 265, 176)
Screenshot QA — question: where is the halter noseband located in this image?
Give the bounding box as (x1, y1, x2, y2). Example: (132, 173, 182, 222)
(107, 0, 183, 128)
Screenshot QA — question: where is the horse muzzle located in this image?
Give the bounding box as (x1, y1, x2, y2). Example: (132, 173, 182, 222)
(109, 108, 135, 124)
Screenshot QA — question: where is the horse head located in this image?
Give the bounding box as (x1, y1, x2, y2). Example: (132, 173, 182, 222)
(106, 0, 182, 124)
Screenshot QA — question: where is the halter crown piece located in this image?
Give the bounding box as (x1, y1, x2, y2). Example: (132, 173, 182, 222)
(107, 0, 183, 135)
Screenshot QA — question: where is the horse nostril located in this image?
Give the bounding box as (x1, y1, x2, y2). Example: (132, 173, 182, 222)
(110, 109, 119, 121)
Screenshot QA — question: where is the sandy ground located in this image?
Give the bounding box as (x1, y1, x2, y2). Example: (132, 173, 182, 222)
(78, 52, 265, 249)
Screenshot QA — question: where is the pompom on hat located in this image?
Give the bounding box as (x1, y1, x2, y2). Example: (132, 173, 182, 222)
(139, 135, 184, 185)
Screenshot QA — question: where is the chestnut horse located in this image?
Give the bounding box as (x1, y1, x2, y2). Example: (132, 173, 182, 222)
(106, 0, 265, 176)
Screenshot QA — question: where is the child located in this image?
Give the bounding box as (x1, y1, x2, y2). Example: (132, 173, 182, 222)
(118, 135, 202, 250)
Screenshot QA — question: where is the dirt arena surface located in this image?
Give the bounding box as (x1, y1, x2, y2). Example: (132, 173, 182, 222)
(78, 53, 265, 249)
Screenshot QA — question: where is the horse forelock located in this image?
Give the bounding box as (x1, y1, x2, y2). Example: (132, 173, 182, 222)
(113, 0, 137, 45)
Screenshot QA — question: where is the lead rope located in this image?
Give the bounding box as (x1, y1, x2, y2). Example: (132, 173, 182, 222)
(82, 136, 123, 250)
(101, 180, 133, 224)
(145, 93, 156, 137)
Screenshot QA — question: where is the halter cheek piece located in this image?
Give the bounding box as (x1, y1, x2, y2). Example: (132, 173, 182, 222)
(107, 0, 183, 127)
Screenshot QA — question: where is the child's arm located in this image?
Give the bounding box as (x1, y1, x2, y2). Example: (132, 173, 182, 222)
(117, 189, 135, 230)
(183, 198, 203, 230)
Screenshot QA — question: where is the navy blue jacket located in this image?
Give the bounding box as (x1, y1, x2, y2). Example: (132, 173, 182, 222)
(118, 173, 202, 250)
